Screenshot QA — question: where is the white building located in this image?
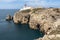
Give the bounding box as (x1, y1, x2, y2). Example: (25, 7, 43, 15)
(20, 4, 33, 11)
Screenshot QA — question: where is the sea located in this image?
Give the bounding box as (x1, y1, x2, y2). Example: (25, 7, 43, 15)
(0, 9, 44, 40)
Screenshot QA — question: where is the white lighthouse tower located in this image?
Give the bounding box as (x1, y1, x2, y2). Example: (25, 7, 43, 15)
(20, 4, 33, 11)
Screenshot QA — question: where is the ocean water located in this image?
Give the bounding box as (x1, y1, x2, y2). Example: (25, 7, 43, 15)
(0, 9, 44, 40)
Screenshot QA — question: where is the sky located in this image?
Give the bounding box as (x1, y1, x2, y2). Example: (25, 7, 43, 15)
(0, 0, 60, 9)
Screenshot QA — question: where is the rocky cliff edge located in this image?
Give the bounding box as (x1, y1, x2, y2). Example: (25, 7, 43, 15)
(13, 8, 60, 40)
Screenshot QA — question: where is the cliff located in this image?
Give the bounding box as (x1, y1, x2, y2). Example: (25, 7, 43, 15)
(13, 8, 60, 40)
(29, 8, 60, 33)
(36, 19, 60, 40)
(13, 9, 31, 24)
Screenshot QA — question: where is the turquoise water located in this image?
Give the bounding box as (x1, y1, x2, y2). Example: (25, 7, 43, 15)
(0, 9, 44, 40)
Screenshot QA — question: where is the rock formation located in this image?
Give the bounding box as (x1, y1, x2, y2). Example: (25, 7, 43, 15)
(36, 19, 60, 40)
(6, 14, 13, 21)
(13, 8, 60, 40)
(13, 9, 31, 24)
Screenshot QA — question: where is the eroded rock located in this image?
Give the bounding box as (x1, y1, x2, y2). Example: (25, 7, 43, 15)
(13, 8, 60, 40)
(6, 14, 13, 21)
(13, 9, 31, 24)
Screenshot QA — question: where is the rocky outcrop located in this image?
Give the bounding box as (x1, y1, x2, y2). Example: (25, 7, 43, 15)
(13, 8, 60, 32)
(29, 8, 60, 40)
(30, 8, 60, 40)
(6, 14, 13, 21)
(13, 9, 31, 24)
(36, 19, 60, 40)
(29, 8, 60, 33)
(13, 8, 60, 40)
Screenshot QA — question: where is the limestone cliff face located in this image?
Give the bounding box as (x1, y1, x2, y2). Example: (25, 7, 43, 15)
(13, 9, 31, 24)
(13, 8, 60, 33)
(13, 8, 60, 40)
(36, 19, 60, 40)
(29, 8, 60, 33)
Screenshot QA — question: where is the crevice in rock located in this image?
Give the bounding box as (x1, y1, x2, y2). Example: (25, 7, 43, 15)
(51, 15, 56, 20)
(36, 24, 40, 30)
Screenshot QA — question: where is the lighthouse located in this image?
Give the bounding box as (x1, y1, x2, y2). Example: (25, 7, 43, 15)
(20, 4, 33, 11)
